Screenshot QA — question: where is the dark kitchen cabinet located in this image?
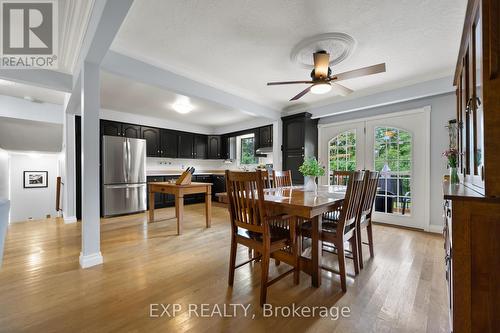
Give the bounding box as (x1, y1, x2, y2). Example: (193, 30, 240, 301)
(220, 135, 230, 159)
(207, 135, 221, 159)
(194, 135, 208, 159)
(213, 175, 226, 200)
(141, 126, 161, 157)
(100, 120, 140, 138)
(160, 130, 178, 158)
(282, 112, 318, 185)
(178, 133, 194, 158)
(283, 150, 305, 185)
(147, 176, 166, 209)
(259, 125, 273, 148)
(101, 120, 121, 136)
(122, 124, 141, 138)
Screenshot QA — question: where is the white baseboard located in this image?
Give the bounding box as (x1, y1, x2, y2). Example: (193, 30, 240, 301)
(427, 224, 444, 234)
(79, 252, 103, 268)
(64, 216, 77, 224)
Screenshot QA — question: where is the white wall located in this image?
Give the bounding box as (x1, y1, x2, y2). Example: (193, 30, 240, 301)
(8, 152, 61, 222)
(0, 148, 9, 199)
(318, 93, 455, 229)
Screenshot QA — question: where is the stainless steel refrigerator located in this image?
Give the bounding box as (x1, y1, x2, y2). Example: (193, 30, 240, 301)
(102, 136, 147, 216)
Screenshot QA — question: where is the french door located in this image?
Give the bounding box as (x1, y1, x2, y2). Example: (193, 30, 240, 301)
(318, 108, 430, 230)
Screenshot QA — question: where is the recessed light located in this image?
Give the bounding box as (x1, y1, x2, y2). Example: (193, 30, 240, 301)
(171, 96, 194, 114)
(0, 79, 13, 86)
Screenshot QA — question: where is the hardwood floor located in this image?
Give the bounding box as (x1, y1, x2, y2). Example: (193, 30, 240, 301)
(0, 203, 448, 333)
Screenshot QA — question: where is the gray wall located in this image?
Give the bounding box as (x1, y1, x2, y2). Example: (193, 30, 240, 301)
(318, 92, 455, 229)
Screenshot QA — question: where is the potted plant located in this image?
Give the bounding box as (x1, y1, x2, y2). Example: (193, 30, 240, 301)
(443, 148, 460, 185)
(298, 157, 325, 192)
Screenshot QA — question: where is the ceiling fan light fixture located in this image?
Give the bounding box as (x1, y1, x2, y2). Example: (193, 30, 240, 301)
(310, 82, 332, 95)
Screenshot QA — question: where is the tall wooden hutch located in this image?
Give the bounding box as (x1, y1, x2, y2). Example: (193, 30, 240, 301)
(444, 0, 500, 332)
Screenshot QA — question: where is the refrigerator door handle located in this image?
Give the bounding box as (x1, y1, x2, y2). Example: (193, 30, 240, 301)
(126, 139, 131, 183)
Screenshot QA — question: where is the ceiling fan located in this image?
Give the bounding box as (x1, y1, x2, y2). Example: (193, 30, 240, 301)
(267, 50, 386, 101)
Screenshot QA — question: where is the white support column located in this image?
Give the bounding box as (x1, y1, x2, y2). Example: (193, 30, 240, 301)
(79, 61, 103, 269)
(272, 120, 282, 170)
(62, 110, 77, 224)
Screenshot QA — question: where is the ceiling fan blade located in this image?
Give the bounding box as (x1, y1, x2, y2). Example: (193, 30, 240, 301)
(313, 52, 330, 79)
(330, 83, 353, 96)
(331, 63, 386, 82)
(267, 80, 314, 86)
(290, 85, 313, 101)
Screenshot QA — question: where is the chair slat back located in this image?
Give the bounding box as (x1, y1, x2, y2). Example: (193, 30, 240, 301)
(225, 170, 266, 233)
(337, 171, 365, 235)
(273, 170, 292, 187)
(331, 170, 351, 186)
(360, 171, 379, 219)
(261, 171, 272, 189)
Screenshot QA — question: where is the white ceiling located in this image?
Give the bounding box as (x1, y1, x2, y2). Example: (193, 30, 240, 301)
(0, 117, 62, 152)
(100, 71, 257, 127)
(111, 0, 467, 111)
(0, 80, 66, 105)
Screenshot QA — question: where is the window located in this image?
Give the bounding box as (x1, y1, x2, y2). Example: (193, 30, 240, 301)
(240, 136, 258, 165)
(328, 130, 356, 184)
(374, 126, 412, 215)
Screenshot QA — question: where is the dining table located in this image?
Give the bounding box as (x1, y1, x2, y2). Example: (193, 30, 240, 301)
(217, 185, 346, 287)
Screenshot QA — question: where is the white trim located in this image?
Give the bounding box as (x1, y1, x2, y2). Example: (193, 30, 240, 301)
(63, 216, 77, 224)
(79, 251, 103, 268)
(318, 106, 431, 129)
(423, 108, 431, 232)
(428, 224, 444, 234)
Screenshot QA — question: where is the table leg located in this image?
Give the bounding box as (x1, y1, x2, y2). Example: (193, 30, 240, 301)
(175, 195, 184, 235)
(205, 187, 212, 228)
(148, 191, 155, 223)
(311, 214, 322, 287)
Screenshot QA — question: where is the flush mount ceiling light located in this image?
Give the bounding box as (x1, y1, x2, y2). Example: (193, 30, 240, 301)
(172, 96, 194, 114)
(310, 82, 332, 95)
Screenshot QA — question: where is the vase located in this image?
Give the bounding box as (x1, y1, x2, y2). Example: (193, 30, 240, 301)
(304, 176, 317, 192)
(450, 167, 459, 185)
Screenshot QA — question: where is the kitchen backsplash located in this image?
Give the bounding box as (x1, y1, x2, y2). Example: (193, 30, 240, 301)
(147, 156, 273, 172)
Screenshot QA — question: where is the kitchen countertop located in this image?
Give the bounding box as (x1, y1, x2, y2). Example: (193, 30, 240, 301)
(147, 170, 227, 176)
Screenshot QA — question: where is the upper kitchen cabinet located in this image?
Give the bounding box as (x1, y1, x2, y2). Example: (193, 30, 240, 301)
(281, 112, 318, 185)
(178, 132, 194, 158)
(258, 125, 273, 148)
(454, 0, 500, 196)
(160, 130, 178, 158)
(194, 135, 208, 159)
(140, 126, 161, 157)
(121, 124, 141, 138)
(101, 120, 121, 137)
(207, 135, 221, 159)
(100, 120, 140, 138)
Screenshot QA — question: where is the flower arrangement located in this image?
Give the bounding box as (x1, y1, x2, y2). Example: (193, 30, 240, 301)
(442, 148, 459, 168)
(298, 157, 326, 177)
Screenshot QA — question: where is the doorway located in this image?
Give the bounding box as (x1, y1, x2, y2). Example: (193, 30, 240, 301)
(318, 107, 430, 229)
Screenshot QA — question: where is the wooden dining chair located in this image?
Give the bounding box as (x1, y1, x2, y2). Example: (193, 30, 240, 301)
(261, 170, 272, 189)
(300, 170, 366, 292)
(331, 170, 352, 186)
(357, 170, 379, 269)
(323, 171, 354, 223)
(272, 170, 292, 187)
(226, 170, 299, 306)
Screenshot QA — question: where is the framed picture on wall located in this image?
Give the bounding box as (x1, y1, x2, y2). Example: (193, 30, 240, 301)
(23, 171, 48, 188)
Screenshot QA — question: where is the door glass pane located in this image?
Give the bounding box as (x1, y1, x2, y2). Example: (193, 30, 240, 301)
(374, 127, 412, 216)
(328, 130, 356, 184)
